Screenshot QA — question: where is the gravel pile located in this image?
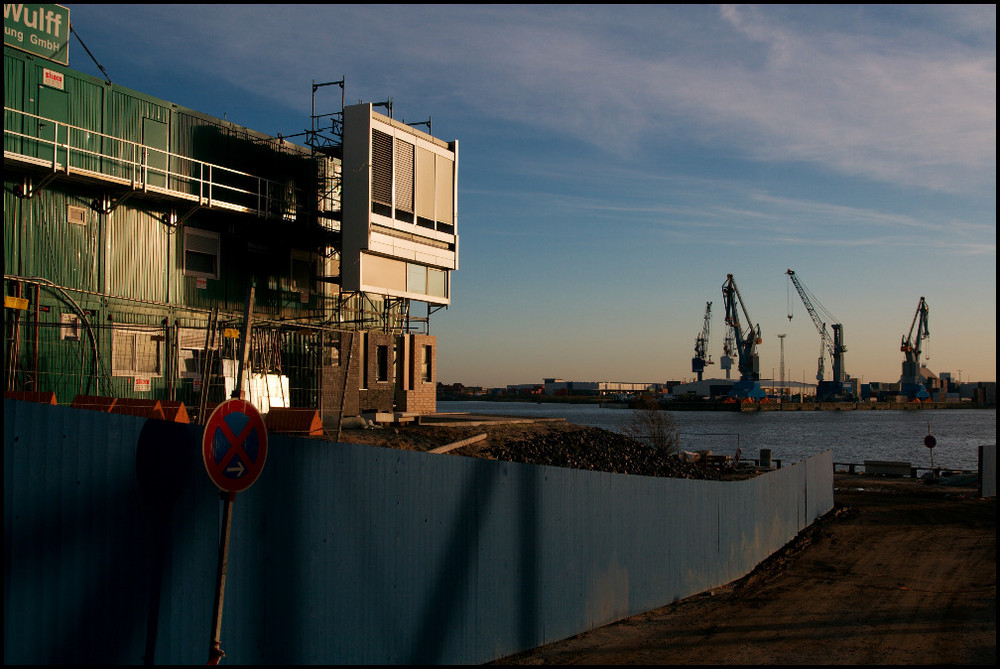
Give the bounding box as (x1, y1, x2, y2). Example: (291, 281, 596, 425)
(342, 420, 754, 481)
(449, 423, 735, 481)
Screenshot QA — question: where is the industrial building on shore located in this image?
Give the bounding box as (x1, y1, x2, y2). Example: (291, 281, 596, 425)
(440, 374, 994, 406)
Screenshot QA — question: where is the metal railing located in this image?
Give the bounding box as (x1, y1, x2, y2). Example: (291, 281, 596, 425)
(4, 106, 305, 221)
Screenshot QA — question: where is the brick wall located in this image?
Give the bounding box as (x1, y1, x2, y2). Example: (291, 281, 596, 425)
(396, 334, 436, 414)
(321, 332, 438, 425)
(320, 331, 360, 429)
(357, 331, 396, 413)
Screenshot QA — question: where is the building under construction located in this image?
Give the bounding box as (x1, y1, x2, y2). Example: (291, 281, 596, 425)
(3, 22, 459, 430)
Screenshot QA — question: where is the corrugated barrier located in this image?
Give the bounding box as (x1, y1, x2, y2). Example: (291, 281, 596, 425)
(4, 398, 833, 664)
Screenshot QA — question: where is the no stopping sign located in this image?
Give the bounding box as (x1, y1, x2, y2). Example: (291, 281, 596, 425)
(202, 399, 268, 493)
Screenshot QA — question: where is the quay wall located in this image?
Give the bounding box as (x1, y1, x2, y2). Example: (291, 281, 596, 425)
(596, 400, 991, 412)
(748, 401, 983, 412)
(4, 398, 833, 665)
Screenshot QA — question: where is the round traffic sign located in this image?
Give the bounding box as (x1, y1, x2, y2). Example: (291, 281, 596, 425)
(202, 399, 268, 493)
(924, 434, 937, 449)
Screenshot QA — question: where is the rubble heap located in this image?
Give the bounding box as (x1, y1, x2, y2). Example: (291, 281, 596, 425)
(447, 424, 738, 480)
(344, 420, 755, 481)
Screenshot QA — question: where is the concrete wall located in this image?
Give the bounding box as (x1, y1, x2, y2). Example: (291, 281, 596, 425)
(4, 399, 833, 664)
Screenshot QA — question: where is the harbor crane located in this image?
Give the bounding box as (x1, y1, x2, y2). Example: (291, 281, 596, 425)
(900, 297, 930, 399)
(721, 274, 765, 399)
(691, 302, 714, 382)
(721, 333, 735, 379)
(785, 269, 849, 401)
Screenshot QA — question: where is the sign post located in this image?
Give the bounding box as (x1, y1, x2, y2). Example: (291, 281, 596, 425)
(924, 421, 936, 474)
(202, 398, 268, 664)
(203, 285, 261, 664)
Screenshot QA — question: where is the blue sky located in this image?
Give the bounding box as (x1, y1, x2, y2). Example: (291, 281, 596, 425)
(64, 4, 995, 387)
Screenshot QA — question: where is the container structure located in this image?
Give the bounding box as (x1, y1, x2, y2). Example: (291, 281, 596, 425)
(4, 44, 455, 425)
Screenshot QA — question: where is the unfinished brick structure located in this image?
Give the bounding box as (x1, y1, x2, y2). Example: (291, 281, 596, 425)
(320, 332, 437, 430)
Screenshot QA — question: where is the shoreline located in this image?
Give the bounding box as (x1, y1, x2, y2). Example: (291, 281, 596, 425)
(439, 396, 996, 411)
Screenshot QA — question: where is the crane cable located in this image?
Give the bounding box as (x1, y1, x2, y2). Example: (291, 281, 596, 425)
(787, 277, 793, 320)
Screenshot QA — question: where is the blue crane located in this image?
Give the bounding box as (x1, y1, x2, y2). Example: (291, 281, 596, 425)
(899, 297, 930, 399)
(722, 274, 765, 400)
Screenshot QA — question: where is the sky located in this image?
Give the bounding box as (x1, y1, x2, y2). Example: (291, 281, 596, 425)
(62, 4, 995, 388)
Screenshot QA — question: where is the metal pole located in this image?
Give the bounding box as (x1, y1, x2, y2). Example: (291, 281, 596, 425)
(207, 490, 236, 664)
(206, 283, 253, 663)
(199, 308, 219, 425)
(233, 285, 255, 400)
(336, 332, 354, 443)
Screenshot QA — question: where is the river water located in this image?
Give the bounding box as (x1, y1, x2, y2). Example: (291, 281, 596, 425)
(438, 401, 996, 472)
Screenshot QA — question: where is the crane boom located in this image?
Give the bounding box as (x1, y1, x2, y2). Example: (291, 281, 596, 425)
(785, 269, 848, 385)
(901, 297, 930, 362)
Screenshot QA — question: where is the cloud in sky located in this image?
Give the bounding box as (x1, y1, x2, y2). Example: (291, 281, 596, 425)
(83, 4, 995, 194)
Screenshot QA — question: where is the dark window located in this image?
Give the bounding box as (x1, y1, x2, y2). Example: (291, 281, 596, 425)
(184, 228, 220, 279)
(422, 345, 432, 382)
(377, 345, 389, 382)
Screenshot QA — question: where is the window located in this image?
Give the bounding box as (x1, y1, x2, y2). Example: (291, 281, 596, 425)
(323, 340, 340, 367)
(177, 326, 220, 380)
(402, 263, 448, 299)
(422, 345, 432, 383)
(184, 228, 220, 279)
(415, 146, 435, 224)
(435, 152, 454, 227)
(427, 268, 447, 298)
(394, 139, 414, 223)
(376, 345, 389, 383)
(112, 327, 163, 377)
(362, 333, 369, 389)
(67, 205, 87, 226)
(371, 129, 393, 217)
(406, 263, 426, 295)
(289, 250, 312, 294)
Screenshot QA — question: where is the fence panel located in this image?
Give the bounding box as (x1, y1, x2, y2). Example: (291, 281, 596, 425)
(4, 399, 834, 665)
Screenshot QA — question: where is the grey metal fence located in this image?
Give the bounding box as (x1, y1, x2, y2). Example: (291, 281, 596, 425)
(4, 398, 834, 665)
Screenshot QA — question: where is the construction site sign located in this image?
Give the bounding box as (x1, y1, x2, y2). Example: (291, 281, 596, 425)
(4, 4, 70, 65)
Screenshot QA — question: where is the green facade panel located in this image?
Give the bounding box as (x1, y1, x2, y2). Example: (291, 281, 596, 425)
(2, 47, 394, 412)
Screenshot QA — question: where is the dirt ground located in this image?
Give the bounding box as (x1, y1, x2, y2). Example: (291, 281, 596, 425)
(490, 475, 996, 665)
